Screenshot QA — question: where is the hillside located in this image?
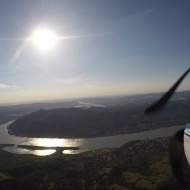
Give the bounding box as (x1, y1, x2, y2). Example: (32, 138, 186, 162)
(8, 95, 190, 138)
(8, 107, 140, 138)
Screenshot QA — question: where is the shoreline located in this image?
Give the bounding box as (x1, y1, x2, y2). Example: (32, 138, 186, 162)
(1, 121, 185, 156)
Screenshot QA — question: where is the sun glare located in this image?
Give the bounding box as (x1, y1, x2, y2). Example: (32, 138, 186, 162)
(34, 138, 63, 147)
(31, 28, 57, 51)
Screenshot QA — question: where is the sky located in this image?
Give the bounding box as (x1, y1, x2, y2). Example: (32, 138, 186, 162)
(0, 0, 190, 104)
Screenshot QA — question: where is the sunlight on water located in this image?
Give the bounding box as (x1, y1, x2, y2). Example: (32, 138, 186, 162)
(3, 146, 56, 156)
(62, 149, 77, 154)
(33, 149, 56, 156)
(26, 137, 83, 148)
(33, 138, 64, 147)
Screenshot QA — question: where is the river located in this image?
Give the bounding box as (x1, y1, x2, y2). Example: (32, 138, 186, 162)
(0, 120, 186, 156)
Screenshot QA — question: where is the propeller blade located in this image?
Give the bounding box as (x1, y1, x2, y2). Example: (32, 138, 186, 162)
(145, 68, 190, 114)
(170, 129, 186, 186)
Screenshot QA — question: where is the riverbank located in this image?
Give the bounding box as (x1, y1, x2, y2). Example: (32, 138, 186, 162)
(7, 122, 186, 139)
(0, 121, 186, 156)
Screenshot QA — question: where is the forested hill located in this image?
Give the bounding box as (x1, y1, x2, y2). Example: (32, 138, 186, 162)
(8, 107, 143, 138)
(8, 98, 190, 138)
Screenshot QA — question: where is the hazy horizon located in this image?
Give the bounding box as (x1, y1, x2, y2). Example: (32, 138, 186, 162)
(0, 89, 189, 106)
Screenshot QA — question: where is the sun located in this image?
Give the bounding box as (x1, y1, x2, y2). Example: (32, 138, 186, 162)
(31, 28, 57, 51)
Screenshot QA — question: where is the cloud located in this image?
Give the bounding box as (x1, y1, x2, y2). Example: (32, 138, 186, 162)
(0, 83, 10, 88)
(0, 83, 18, 88)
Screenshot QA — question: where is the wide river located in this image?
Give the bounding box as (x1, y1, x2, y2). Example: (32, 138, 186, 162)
(0, 121, 185, 156)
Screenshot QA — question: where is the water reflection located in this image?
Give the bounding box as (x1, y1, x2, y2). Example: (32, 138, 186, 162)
(3, 145, 56, 156)
(74, 102, 106, 108)
(33, 138, 64, 147)
(63, 150, 78, 154)
(25, 138, 83, 151)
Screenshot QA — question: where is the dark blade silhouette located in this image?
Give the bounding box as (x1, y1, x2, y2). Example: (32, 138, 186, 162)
(145, 68, 190, 114)
(144, 68, 190, 186)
